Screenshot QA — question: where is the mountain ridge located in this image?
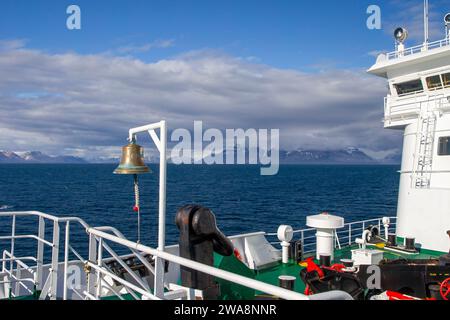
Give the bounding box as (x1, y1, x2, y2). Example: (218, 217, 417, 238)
(0, 148, 401, 165)
(0, 151, 87, 164)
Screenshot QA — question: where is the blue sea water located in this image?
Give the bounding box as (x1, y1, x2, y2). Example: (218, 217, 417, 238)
(0, 164, 399, 257)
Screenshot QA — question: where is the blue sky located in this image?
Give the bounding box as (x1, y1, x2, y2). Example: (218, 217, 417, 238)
(2, 0, 448, 70)
(0, 1, 449, 159)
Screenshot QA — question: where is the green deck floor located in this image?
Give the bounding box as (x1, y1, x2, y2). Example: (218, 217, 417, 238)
(254, 244, 444, 297)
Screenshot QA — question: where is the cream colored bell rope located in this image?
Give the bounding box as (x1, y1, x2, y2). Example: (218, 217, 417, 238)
(133, 174, 141, 243)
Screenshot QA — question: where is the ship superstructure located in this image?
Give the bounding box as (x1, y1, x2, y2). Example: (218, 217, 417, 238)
(368, 17, 450, 253)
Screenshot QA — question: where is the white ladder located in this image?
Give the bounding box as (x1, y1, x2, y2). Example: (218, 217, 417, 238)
(413, 103, 438, 188)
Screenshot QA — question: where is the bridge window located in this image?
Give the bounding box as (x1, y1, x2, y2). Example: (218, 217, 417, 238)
(438, 137, 450, 156)
(443, 73, 450, 88)
(394, 79, 423, 96)
(426, 75, 443, 90)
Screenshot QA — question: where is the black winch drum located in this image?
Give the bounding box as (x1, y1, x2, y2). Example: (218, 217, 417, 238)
(319, 254, 331, 267)
(388, 234, 397, 246)
(405, 237, 416, 251)
(278, 275, 296, 291)
(367, 225, 380, 237)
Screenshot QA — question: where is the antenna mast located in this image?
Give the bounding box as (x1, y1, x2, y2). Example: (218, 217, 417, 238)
(424, 0, 429, 46)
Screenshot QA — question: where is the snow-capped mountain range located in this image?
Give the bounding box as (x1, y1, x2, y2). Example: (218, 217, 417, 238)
(0, 148, 401, 165)
(0, 151, 86, 164)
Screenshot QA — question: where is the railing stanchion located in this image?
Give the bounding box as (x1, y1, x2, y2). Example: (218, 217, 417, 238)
(10, 215, 16, 274)
(36, 216, 45, 292)
(96, 238, 103, 299)
(50, 221, 60, 300)
(349, 224, 352, 246)
(301, 230, 305, 256)
(2, 251, 6, 273)
(14, 264, 22, 295)
(8, 215, 16, 298)
(87, 233, 97, 297)
(63, 221, 70, 300)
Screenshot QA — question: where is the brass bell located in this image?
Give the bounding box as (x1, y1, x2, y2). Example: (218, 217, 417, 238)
(114, 142, 151, 175)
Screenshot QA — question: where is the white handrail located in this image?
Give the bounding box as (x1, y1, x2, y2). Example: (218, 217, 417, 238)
(0, 211, 160, 300)
(0, 210, 355, 300)
(387, 37, 450, 60)
(87, 227, 352, 301)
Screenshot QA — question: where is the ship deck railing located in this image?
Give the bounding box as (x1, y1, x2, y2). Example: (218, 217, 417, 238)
(0, 211, 353, 301)
(386, 37, 450, 60)
(266, 216, 397, 255)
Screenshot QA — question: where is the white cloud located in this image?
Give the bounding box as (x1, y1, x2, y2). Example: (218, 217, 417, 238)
(115, 39, 175, 55)
(0, 40, 401, 158)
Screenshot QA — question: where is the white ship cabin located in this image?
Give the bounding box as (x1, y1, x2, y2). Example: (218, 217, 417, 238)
(368, 24, 450, 253)
(368, 37, 450, 129)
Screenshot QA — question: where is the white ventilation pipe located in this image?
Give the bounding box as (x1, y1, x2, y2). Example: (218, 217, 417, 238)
(306, 213, 344, 261)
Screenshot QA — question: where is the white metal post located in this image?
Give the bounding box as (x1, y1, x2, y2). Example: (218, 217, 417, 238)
(2, 250, 10, 298)
(154, 120, 167, 298)
(378, 219, 382, 237)
(349, 224, 352, 246)
(63, 221, 70, 300)
(87, 233, 97, 297)
(96, 238, 103, 299)
(50, 221, 60, 300)
(6, 215, 16, 298)
(10, 215, 16, 275)
(36, 216, 45, 291)
(424, 0, 429, 47)
(128, 121, 167, 298)
(14, 265, 21, 296)
(1, 251, 5, 273)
